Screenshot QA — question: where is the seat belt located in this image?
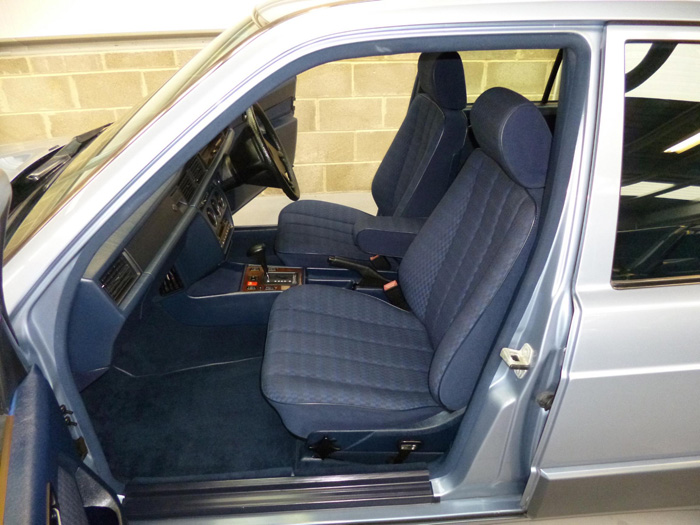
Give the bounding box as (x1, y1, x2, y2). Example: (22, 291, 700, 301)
(383, 280, 410, 311)
(369, 254, 391, 271)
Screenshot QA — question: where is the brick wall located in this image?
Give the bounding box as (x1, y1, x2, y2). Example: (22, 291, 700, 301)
(292, 50, 557, 194)
(0, 42, 557, 195)
(0, 40, 204, 144)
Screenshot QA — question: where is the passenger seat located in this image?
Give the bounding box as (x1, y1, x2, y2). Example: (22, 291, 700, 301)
(262, 87, 552, 438)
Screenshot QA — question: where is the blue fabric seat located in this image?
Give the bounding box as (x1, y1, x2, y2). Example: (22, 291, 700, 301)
(262, 87, 553, 438)
(275, 52, 469, 267)
(273, 201, 371, 268)
(263, 285, 442, 432)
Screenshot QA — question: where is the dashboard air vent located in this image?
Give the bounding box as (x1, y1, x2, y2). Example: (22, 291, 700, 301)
(159, 267, 184, 296)
(178, 174, 196, 203)
(185, 156, 206, 183)
(100, 252, 140, 304)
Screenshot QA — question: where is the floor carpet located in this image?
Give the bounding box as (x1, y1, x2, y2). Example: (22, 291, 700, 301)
(82, 305, 298, 481)
(82, 358, 297, 481)
(111, 303, 268, 376)
(82, 303, 430, 483)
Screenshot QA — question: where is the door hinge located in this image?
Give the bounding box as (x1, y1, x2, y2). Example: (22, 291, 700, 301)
(60, 404, 77, 426)
(500, 343, 535, 378)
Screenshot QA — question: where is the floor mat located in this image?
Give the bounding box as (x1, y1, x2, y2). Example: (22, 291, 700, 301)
(82, 359, 298, 481)
(112, 304, 268, 376)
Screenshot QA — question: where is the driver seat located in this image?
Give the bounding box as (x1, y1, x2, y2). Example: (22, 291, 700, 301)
(275, 52, 468, 267)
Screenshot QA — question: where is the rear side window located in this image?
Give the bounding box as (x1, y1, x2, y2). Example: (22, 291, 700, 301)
(612, 42, 700, 286)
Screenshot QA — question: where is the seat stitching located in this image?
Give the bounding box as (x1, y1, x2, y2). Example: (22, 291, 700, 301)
(428, 158, 495, 327)
(272, 306, 426, 332)
(433, 199, 537, 401)
(267, 343, 432, 372)
(434, 177, 518, 333)
(404, 152, 485, 320)
(267, 327, 433, 354)
(280, 213, 358, 227)
(265, 371, 434, 397)
(391, 101, 443, 211)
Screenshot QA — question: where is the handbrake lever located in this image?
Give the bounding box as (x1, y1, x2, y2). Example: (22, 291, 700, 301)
(328, 256, 390, 288)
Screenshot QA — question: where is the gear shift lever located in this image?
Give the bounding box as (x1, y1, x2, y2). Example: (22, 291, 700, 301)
(247, 243, 269, 279)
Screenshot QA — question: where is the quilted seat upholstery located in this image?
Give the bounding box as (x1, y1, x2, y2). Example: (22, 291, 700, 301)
(275, 200, 371, 267)
(275, 52, 468, 267)
(263, 285, 441, 435)
(263, 87, 553, 438)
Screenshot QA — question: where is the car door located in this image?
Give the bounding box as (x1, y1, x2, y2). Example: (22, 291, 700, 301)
(524, 24, 700, 518)
(0, 173, 125, 525)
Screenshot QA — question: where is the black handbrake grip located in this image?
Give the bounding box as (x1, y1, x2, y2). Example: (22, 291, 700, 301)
(328, 256, 390, 287)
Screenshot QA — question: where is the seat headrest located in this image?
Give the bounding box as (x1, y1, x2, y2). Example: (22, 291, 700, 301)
(418, 52, 467, 110)
(470, 87, 552, 189)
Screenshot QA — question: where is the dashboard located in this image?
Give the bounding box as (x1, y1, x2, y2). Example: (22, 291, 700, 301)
(67, 80, 298, 388)
(97, 129, 234, 306)
(69, 128, 237, 388)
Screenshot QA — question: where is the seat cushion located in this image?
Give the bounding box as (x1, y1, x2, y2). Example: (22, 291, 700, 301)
(262, 285, 441, 437)
(275, 200, 371, 267)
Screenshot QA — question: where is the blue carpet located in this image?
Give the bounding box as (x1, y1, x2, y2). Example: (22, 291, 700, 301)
(82, 358, 298, 481)
(82, 301, 428, 483)
(111, 304, 268, 376)
(83, 303, 298, 481)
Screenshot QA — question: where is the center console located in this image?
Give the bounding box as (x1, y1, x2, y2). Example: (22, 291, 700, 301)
(200, 185, 233, 250)
(241, 265, 303, 292)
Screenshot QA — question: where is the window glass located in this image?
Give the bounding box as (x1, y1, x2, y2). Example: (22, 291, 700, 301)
(613, 42, 700, 284)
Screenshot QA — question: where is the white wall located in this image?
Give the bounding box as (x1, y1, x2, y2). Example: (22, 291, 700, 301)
(0, 0, 259, 40)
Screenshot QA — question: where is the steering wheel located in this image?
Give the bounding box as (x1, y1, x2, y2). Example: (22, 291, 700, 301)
(244, 104, 300, 201)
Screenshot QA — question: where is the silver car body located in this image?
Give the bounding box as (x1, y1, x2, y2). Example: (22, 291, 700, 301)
(3, 0, 700, 522)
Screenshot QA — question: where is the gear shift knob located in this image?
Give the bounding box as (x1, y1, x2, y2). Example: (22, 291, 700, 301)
(247, 243, 269, 276)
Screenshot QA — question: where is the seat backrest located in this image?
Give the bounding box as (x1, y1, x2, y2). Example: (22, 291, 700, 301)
(371, 52, 468, 218)
(399, 87, 552, 410)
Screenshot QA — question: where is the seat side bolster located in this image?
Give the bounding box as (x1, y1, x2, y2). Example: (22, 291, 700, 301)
(430, 207, 537, 410)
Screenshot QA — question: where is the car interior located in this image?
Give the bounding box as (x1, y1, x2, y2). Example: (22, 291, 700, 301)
(63, 43, 570, 501)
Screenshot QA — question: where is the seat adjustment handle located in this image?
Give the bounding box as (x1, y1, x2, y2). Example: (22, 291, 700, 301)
(392, 439, 422, 464)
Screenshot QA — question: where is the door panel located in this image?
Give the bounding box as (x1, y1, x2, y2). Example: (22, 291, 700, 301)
(0, 166, 121, 523)
(2, 367, 124, 524)
(526, 24, 700, 518)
